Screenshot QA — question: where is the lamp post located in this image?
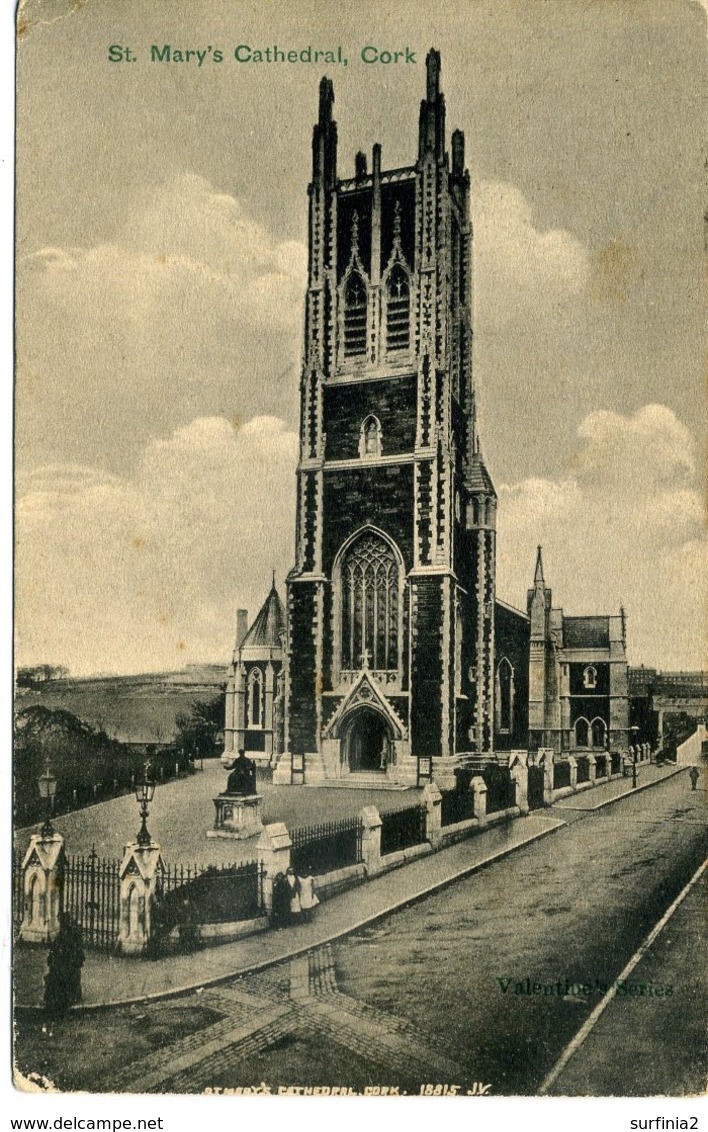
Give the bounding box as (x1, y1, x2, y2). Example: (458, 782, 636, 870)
(630, 725, 640, 789)
(37, 755, 57, 838)
(134, 763, 156, 847)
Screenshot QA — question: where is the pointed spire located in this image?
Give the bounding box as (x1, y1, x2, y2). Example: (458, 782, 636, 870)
(271, 569, 276, 590)
(418, 48, 446, 162)
(534, 545, 545, 586)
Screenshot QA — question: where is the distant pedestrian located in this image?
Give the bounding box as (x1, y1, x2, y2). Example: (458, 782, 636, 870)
(689, 766, 700, 791)
(285, 867, 302, 923)
(298, 873, 319, 923)
(43, 912, 84, 1033)
(177, 896, 200, 953)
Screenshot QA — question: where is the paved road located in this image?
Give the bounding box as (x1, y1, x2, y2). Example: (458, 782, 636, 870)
(15, 773, 706, 1096)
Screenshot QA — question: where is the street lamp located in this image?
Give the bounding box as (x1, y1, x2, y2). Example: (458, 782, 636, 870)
(630, 725, 640, 789)
(134, 762, 156, 847)
(37, 755, 57, 838)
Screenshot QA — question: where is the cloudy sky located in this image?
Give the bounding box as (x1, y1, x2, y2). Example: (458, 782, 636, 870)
(15, 0, 707, 675)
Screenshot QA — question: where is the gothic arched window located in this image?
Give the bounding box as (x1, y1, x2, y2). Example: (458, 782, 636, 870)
(583, 665, 597, 689)
(343, 273, 367, 358)
(248, 668, 263, 728)
(575, 718, 589, 748)
(341, 532, 400, 672)
(359, 415, 382, 459)
(591, 718, 606, 748)
(496, 658, 514, 733)
(385, 265, 410, 353)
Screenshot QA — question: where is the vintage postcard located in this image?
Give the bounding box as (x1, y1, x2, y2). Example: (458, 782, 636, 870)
(11, 0, 707, 1105)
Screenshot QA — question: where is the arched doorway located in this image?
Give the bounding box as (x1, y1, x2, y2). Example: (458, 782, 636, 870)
(342, 708, 391, 773)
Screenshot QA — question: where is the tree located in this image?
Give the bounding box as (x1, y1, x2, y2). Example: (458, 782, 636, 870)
(175, 697, 224, 762)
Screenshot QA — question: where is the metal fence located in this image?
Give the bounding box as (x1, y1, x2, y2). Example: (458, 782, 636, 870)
(159, 860, 264, 925)
(62, 848, 122, 953)
(576, 756, 590, 784)
(611, 751, 621, 774)
(440, 787, 474, 826)
(595, 755, 608, 778)
(380, 804, 427, 856)
(553, 761, 572, 790)
(482, 765, 516, 814)
(290, 816, 363, 876)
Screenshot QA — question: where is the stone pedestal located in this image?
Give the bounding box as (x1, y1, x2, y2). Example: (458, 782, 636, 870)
(207, 794, 263, 841)
(19, 832, 65, 944)
(117, 842, 165, 956)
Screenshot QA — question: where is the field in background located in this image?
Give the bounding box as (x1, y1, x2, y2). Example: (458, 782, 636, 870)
(14, 665, 227, 743)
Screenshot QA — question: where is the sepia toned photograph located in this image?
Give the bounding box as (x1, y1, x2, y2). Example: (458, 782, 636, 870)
(12, 0, 708, 1100)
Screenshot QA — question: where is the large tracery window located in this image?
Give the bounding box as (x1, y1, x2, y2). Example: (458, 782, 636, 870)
(341, 532, 399, 672)
(385, 265, 410, 353)
(343, 273, 367, 358)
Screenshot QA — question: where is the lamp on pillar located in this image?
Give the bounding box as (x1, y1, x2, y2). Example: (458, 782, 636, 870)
(630, 725, 640, 789)
(37, 755, 57, 838)
(135, 762, 156, 846)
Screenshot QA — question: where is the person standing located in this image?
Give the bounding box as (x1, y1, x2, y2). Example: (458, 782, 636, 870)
(285, 867, 301, 923)
(689, 765, 700, 791)
(43, 912, 84, 1034)
(298, 873, 320, 923)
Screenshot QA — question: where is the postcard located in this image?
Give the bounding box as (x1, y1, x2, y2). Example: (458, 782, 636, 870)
(12, 0, 707, 1105)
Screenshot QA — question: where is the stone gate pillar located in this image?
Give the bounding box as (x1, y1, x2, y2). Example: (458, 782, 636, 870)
(117, 842, 165, 956)
(258, 822, 292, 914)
(19, 832, 65, 944)
(538, 748, 555, 804)
(361, 806, 383, 875)
(567, 755, 578, 790)
(509, 751, 529, 814)
(421, 783, 443, 848)
(471, 777, 488, 827)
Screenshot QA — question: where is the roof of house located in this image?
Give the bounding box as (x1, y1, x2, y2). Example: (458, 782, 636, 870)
(242, 582, 286, 649)
(563, 616, 610, 649)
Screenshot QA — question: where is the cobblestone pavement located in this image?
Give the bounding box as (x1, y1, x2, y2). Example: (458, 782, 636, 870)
(111, 943, 469, 1094)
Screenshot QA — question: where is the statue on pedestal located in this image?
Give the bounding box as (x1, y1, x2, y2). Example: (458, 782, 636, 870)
(224, 750, 257, 797)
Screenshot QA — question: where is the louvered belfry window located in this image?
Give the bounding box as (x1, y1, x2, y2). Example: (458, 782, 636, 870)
(386, 265, 410, 352)
(341, 533, 399, 671)
(343, 274, 367, 358)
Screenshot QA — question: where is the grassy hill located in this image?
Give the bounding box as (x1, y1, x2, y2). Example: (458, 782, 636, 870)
(14, 665, 228, 743)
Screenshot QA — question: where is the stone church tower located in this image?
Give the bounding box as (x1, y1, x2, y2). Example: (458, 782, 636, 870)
(278, 51, 497, 787)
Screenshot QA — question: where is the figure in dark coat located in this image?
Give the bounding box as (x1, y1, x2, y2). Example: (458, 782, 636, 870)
(271, 872, 291, 929)
(43, 912, 85, 1031)
(689, 766, 700, 791)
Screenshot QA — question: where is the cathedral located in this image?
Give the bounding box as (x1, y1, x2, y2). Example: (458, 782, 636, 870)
(225, 51, 630, 787)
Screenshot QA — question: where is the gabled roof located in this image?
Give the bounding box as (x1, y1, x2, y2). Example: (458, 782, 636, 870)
(563, 616, 610, 649)
(242, 581, 285, 649)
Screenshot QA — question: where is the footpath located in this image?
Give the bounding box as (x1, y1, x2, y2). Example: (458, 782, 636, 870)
(14, 761, 685, 1012)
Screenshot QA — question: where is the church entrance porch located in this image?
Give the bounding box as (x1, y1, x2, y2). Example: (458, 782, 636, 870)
(342, 707, 391, 774)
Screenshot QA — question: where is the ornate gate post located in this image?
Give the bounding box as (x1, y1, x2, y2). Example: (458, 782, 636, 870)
(117, 842, 165, 956)
(19, 831, 65, 944)
(567, 755, 578, 790)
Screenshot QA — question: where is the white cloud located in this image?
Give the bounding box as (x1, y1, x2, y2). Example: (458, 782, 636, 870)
(16, 416, 298, 676)
(16, 174, 307, 472)
(474, 181, 590, 330)
(496, 404, 707, 669)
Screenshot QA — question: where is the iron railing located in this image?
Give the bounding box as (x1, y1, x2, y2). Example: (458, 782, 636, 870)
(576, 756, 590, 784)
(553, 761, 571, 790)
(482, 765, 516, 814)
(290, 816, 363, 876)
(440, 788, 474, 826)
(595, 755, 608, 778)
(61, 848, 122, 953)
(380, 804, 427, 855)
